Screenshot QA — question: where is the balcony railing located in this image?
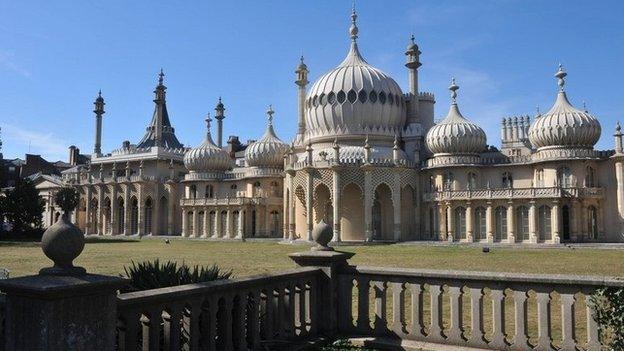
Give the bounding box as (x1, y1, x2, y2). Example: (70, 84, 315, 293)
(423, 186, 604, 202)
(116, 267, 322, 351)
(180, 197, 276, 206)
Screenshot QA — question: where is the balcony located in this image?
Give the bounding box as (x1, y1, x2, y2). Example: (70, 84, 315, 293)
(423, 187, 604, 202)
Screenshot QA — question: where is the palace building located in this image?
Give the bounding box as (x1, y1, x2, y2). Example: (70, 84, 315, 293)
(38, 9, 624, 244)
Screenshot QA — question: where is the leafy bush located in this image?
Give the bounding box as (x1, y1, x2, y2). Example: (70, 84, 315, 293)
(591, 287, 624, 349)
(54, 187, 80, 214)
(317, 339, 379, 351)
(121, 259, 232, 292)
(0, 178, 44, 233)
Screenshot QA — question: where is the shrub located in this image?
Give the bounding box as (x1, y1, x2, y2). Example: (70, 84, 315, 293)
(121, 259, 232, 292)
(0, 178, 44, 233)
(54, 187, 80, 214)
(590, 287, 624, 349)
(317, 340, 379, 351)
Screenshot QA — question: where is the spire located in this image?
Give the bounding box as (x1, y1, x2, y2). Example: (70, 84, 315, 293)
(214, 97, 225, 148)
(93, 90, 105, 155)
(349, 1, 358, 42)
(449, 78, 459, 104)
(158, 68, 164, 86)
(555, 64, 567, 92)
(205, 113, 216, 144)
(266, 104, 274, 125)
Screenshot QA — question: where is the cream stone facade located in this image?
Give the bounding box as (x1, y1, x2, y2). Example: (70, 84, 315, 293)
(39, 9, 624, 244)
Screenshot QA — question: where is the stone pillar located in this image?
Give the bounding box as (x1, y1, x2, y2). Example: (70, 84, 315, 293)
(167, 185, 175, 235)
(0, 274, 127, 351)
(288, 175, 296, 241)
(202, 209, 210, 238)
(181, 209, 188, 237)
(507, 202, 515, 243)
(615, 159, 624, 235)
(571, 200, 580, 241)
(97, 188, 104, 235)
(214, 210, 222, 238)
(438, 204, 446, 240)
(529, 201, 537, 243)
(393, 171, 402, 242)
(137, 183, 144, 236)
(110, 186, 118, 235)
(447, 204, 454, 242)
(123, 184, 131, 235)
(226, 209, 232, 239)
(364, 170, 373, 241)
(153, 185, 160, 235)
(466, 202, 473, 242)
(306, 172, 313, 241)
(552, 201, 560, 244)
(84, 187, 92, 235)
(192, 210, 199, 238)
(237, 209, 244, 239)
(486, 202, 493, 243)
(332, 170, 341, 242)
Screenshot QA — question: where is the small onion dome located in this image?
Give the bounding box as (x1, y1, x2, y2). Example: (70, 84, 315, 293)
(245, 106, 289, 168)
(528, 65, 601, 150)
(184, 115, 233, 172)
(425, 79, 487, 155)
(406, 34, 418, 52)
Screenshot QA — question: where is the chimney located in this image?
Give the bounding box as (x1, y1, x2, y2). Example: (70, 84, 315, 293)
(68, 145, 78, 166)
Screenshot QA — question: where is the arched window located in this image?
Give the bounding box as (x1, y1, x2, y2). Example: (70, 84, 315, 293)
(205, 185, 214, 198)
(467, 172, 478, 190)
(558, 167, 572, 188)
(535, 169, 544, 187)
(117, 198, 125, 234)
(454, 207, 466, 240)
(444, 172, 455, 190)
(515, 206, 529, 241)
(538, 205, 552, 241)
(585, 166, 596, 187)
(494, 206, 507, 241)
(588, 206, 598, 239)
(130, 197, 139, 235)
(502, 172, 513, 188)
(189, 185, 197, 199)
(474, 207, 486, 240)
(230, 184, 237, 190)
(144, 198, 153, 235)
(270, 210, 280, 237)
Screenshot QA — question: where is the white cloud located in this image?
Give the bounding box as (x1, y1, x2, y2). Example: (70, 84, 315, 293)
(3, 123, 67, 160)
(0, 50, 31, 78)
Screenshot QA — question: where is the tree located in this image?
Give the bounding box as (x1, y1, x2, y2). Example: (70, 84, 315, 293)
(0, 178, 45, 233)
(54, 187, 79, 215)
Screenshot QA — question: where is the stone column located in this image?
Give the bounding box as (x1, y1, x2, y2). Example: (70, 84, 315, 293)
(552, 200, 560, 244)
(153, 185, 160, 236)
(486, 202, 493, 243)
(507, 201, 515, 243)
(529, 201, 537, 243)
(306, 171, 313, 241)
(84, 186, 92, 235)
(137, 183, 144, 236)
(123, 184, 131, 235)
(181, 209, 188, 237)
(364, 170, 373, 241)
(0, 274, 127, 351)
(202, 209, 209, 238)
(615, 160, 624, 235)
(237, 209, 244, 239)
(192, 210, 199, 238)
(447, 204, 454, 241)
(226, 209, 232, 239)
(332, 170, 341, 242)
(97, 187, 104, 235)
(466, 202, 473, 242)
(571, 200, 580, 241)
(214, 209, 222, 238)
(167, 185, 175, 235)
(288, 175, 296, 241)
(438, 203, 446, 240)
(110, 186, 117, 235)
(393, 171, 402, 242)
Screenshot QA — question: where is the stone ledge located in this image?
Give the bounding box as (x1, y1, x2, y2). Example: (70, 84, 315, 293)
(0, 274, 128, 299)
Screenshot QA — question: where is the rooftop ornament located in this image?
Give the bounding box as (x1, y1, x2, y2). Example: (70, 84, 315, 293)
(311, 220, 334, 251)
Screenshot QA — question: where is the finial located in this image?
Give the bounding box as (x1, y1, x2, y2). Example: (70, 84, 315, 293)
(393, 135, 399, 149)
(555, 63, 567, 91)
(364, 134, 370, 148)
(583, 101, 588, 112)
(349, 2, 359, 41)
(266, 104, 274, 125)
(449, 78, 459, 103)
(205, 112, 212, 132)
(98, 89, 102, 97)
(536, 105, 541, 116)
(410, 34, 415, 44)
(617, 122, 621, 133)
(158, 68, 165, 85)
(300, 55, 305, 64)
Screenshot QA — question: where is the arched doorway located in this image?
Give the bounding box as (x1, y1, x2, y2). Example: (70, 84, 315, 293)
(515, 206, 529, 241)
(89, 198, 99, 234)
(474, 207, 486, 241)
(454, 207, 467, 240)
(117, 197, 125, 234)
(220, 211, 228, 237)
(538, 205, 552, 242)
(197, 211, 205, 236)
(209, 211, 216, 237)
(270, 210, 280, 237)
(401, 185, 416, 240)
(341, 183, 364, 241)
(494, 206, 507, 242)
(130, 197, 139, 235)
(158, 197, 168, 235)
(313, 184, 332, 225)
(562, 205, 570, 241)
(588, 206, 598, 240)
(103, 197, 111, 235)
(144, 198, 153, 235)
(294, 186, 307, 239)
(372, 184, 393, 240)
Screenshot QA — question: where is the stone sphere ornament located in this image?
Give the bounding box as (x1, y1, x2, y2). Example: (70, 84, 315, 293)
(40, 187, 86, 276)
(311, 220, 334, 251)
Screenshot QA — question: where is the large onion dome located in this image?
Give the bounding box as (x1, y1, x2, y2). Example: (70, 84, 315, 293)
(245, 106, 289, 168)
(425, 79, 487, 155)
(305, 9, 405, 142)
(184, 115, 233, 172)
(528, 65, 601, 150)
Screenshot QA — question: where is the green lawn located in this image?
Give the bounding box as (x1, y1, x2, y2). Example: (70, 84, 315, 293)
(0, 237, 622, 278)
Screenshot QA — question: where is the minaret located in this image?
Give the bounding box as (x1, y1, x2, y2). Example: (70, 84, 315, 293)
(93, 90, 105, 156)
(295, 56, 309, 141)
(214, 97, 225, 148)
(153, 69, 166, 147)
(405, 34, 422, 123)
(613, 122, 624, 235)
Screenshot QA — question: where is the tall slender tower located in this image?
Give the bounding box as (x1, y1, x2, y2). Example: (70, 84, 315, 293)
(153, 69, 166, 147)
(405, 34, 421, 123)
(93, 90, 105, 156)
(295, 56, 309, 143)
(214, 97, 225, 148)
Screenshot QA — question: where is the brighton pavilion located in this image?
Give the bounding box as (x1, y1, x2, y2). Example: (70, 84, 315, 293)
(34, 8, 622, 245)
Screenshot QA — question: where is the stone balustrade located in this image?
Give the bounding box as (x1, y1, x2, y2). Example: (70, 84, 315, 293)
(180, 197, 270, 206)
(424, 186, 604, 202)
(116, 267, 322, 351)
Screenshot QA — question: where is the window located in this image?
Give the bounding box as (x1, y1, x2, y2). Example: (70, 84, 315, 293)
(585, 166, 596, 187)
(358, 90, 367, 103)
(369, 90, 377, 103)
(230, 184, 237, 190)
(312, 96, 318, 107)
(379, 91, 386, 104)
(494, 206, 507, 241)
(502, 172, 513, 188)
(388, 93, 394, 105)
(588, 206, 598, 239)
(474, 207, 486, 240)
(327, 92, 336, 105)
(558, 167, 572, 188)
(348, 90, 357, 103)
(454, 207, 466, 240)
(189, 185, 197, 199)
(538, 205, 552, 241)
(319, 93, 326, 105)
(515, 206, 529, 241)
(337, 91, 346, 104)
(205, 185, 214, 198)
(443, 172, 455, 190)
(467, 172, 477, 190)
(535, 169, 544, 187)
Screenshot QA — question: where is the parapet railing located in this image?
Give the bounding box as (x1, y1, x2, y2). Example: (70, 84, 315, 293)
(337, 266, 624, 351)
(115, 267, 322, 351)
(423, 186, 604, 202)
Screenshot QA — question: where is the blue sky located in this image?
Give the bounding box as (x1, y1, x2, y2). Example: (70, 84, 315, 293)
(0, 0, 622, 161)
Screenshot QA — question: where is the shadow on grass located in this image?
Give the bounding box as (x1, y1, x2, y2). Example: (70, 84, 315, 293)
(85, 237, 140, 244)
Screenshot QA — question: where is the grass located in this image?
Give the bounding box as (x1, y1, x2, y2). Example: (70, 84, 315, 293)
(0, 237, 622, 278)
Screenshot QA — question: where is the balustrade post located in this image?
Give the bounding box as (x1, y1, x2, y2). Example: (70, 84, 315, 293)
(428, 284, 445, 342)
(489, 288, 508, 349)
(447, 284, 464, 342)
(408, 282, 425, 339)
(391, 282, 406, 336)
(511, 289, 531, 350)
(560, 292, 577, 350)
(535, 291, 555, 351)
(373, 281, 388, 334)
(468, 286, 488, 347)
(289, 249, 355, 337)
